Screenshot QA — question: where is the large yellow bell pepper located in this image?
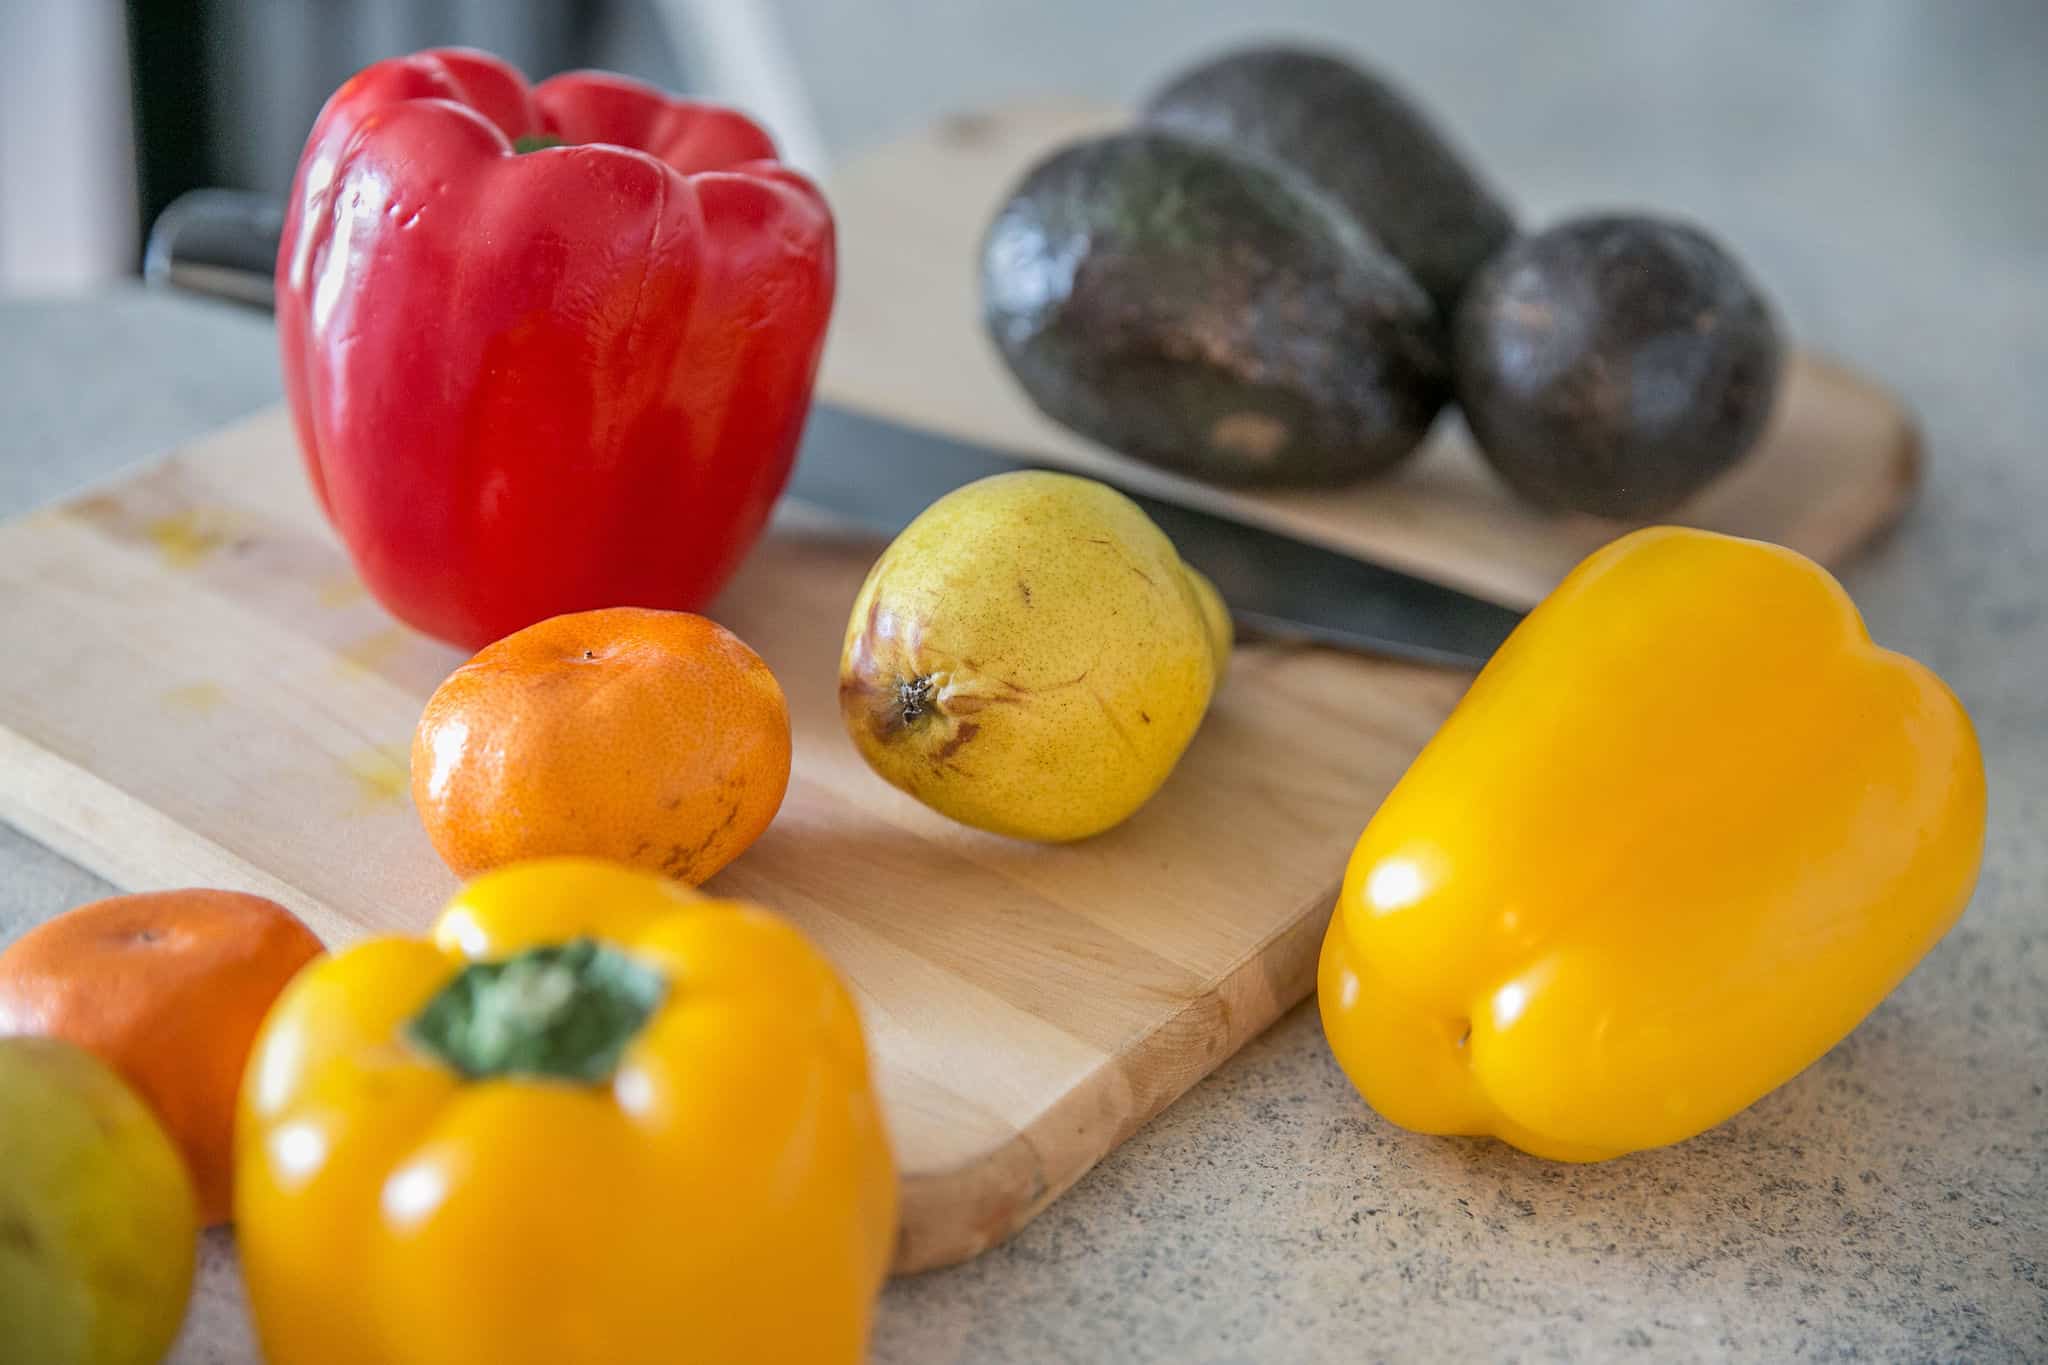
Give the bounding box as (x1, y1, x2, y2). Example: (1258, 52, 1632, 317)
(1320, 527, 1984, 1161)
(236, 859, 897, 1365)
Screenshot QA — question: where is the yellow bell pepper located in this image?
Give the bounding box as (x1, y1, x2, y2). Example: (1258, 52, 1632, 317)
(1320, 527, 1984, 1161)
(235, 859, 897, 1365)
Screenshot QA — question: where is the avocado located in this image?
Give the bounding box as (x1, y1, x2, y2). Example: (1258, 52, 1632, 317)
(1452, 214, 1783, 518)
(982, 130, 1447, 488)
(1143, 45, 1515, 317)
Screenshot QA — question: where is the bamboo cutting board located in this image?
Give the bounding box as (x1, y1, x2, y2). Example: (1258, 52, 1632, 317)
(0, 104, 1917, 1274)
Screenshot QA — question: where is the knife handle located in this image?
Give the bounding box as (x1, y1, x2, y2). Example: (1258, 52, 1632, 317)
(143, 188, 283, 311)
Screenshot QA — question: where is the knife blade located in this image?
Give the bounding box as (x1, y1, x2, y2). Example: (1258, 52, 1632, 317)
(790, 403, 1521, 666)
(146, 189, 1523, 667)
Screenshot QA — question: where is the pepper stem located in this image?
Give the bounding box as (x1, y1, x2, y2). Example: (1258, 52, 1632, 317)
(512, 133, 565, 154)
(407, 938, 665, 1084)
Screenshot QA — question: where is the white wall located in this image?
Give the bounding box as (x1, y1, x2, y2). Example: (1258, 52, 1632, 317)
(0, 0, 137, 296)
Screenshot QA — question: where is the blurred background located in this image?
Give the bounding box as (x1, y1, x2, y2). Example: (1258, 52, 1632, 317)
(3, 0, 2043, 301)
(1, 0, 770, 294)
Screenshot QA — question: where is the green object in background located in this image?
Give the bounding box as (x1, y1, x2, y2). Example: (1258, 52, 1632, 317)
(982, 128, 1448, 488)
(1142, 43, 1517, 319)
(1453, 213, 1784, 518)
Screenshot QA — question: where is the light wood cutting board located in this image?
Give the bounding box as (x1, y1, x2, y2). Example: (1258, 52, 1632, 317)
(0, 103, 1916, 1274)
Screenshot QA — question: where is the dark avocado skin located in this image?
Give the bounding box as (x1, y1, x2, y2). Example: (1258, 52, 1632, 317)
(982, 130, 1448, 487)
(1143, 45, 1516, 318)
(1453, 214, 1784, 518)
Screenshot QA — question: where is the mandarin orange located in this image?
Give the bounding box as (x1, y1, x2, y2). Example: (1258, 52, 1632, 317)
(412, 607, 792, 885)
(0, 888, 324, 1224)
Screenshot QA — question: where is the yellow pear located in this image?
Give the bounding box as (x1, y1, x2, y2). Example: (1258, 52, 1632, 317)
(839, 470, 1230, 841)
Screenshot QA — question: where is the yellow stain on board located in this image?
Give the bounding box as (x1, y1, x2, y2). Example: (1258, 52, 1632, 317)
(342, 745, 411, 811)
(144, 511, 231, 568)
(334, 626, 410, 680)
(318, 575, 369, 608)
(161, 682, 227, 714)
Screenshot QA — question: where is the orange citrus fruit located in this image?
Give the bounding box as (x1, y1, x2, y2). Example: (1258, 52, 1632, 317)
(0, 888, 324, 1224)
(412, 607, 792, 884)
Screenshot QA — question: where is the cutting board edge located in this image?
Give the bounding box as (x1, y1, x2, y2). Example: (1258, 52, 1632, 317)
(0, 724, 363, 946)
(25, 402, 302, 525)
(1821, 356, 1925, 555)
(891, 878, 1333, 1273)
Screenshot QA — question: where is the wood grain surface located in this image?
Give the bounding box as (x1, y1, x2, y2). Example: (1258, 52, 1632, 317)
(0, 104, 1918, 1273)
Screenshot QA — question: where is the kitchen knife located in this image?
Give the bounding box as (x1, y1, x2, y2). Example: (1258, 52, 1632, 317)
(146, 189, 1523, 667)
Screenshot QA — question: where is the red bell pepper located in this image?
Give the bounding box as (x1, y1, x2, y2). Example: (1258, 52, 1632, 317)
(276, 48, 834, 649)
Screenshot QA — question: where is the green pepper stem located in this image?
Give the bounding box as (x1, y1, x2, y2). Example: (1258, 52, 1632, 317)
(407, 938, 665, 1084)
(512, 133, 565, 154)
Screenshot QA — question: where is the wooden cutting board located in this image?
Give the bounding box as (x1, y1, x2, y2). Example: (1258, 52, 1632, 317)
(0, 104, 1916, 1274)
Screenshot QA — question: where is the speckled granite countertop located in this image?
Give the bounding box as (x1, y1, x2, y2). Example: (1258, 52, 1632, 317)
(4, 3, 2045, 1359)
